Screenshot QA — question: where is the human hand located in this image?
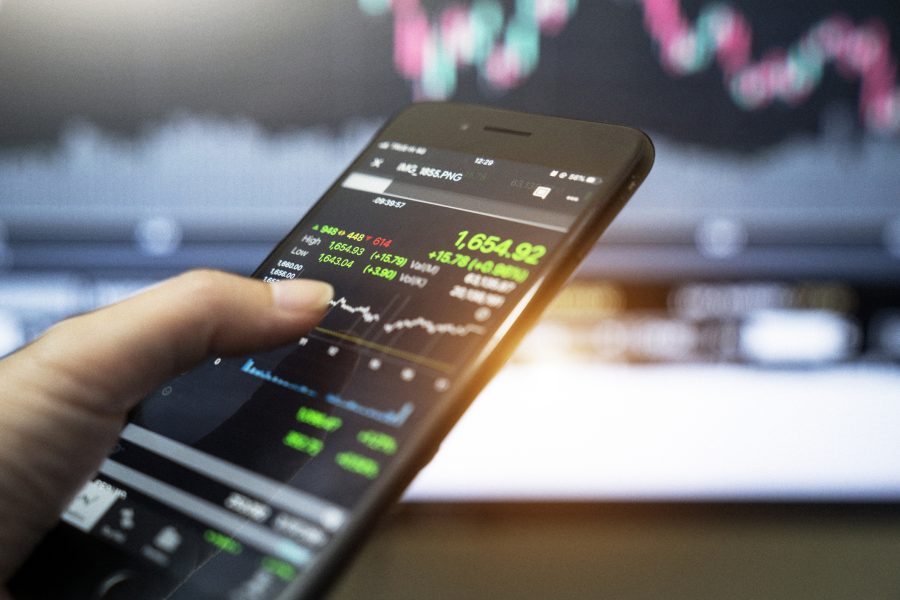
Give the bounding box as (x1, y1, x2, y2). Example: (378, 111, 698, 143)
(0, 270, 333, 588)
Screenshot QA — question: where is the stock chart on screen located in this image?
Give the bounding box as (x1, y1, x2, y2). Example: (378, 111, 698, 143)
(0, 0, 899, 501)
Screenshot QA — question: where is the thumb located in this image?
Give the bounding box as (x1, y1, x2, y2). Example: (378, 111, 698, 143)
(18, 269, 334, 415)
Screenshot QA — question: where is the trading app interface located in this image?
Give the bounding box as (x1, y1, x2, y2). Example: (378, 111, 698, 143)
(59, 140, 604, 598)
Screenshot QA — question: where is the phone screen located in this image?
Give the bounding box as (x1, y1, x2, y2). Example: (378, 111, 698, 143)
(40, 121, 637, 599)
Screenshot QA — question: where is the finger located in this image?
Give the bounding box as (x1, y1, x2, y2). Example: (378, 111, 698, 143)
(17, 269, 334, 415)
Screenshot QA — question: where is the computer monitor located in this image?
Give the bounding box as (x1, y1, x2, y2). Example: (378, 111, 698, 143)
(1, 0, 898, 501)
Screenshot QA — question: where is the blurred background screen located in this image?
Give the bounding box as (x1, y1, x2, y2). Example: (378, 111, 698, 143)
(0, 0, 898, 501)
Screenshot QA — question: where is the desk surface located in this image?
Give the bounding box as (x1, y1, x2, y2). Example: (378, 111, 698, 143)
(328, 503, 900, 600)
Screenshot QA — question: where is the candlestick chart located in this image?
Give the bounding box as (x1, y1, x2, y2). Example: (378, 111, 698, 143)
(358, 0, 580, 98)
(360, 0, 899, 135)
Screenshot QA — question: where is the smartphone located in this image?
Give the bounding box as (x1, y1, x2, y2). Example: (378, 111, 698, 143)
(10, 103, 653, 599)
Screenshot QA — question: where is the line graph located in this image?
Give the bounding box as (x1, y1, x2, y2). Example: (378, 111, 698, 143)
(325, 295, 487, 338)
(328, 297, 380, 323)
(326, 393, 415, 427)
(238, 357, 415, 426)
(382, 317, 486, 336)
(240, 359, 318, 398)
(316, 291, 491, 372)
(358, 0, 579, 99)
